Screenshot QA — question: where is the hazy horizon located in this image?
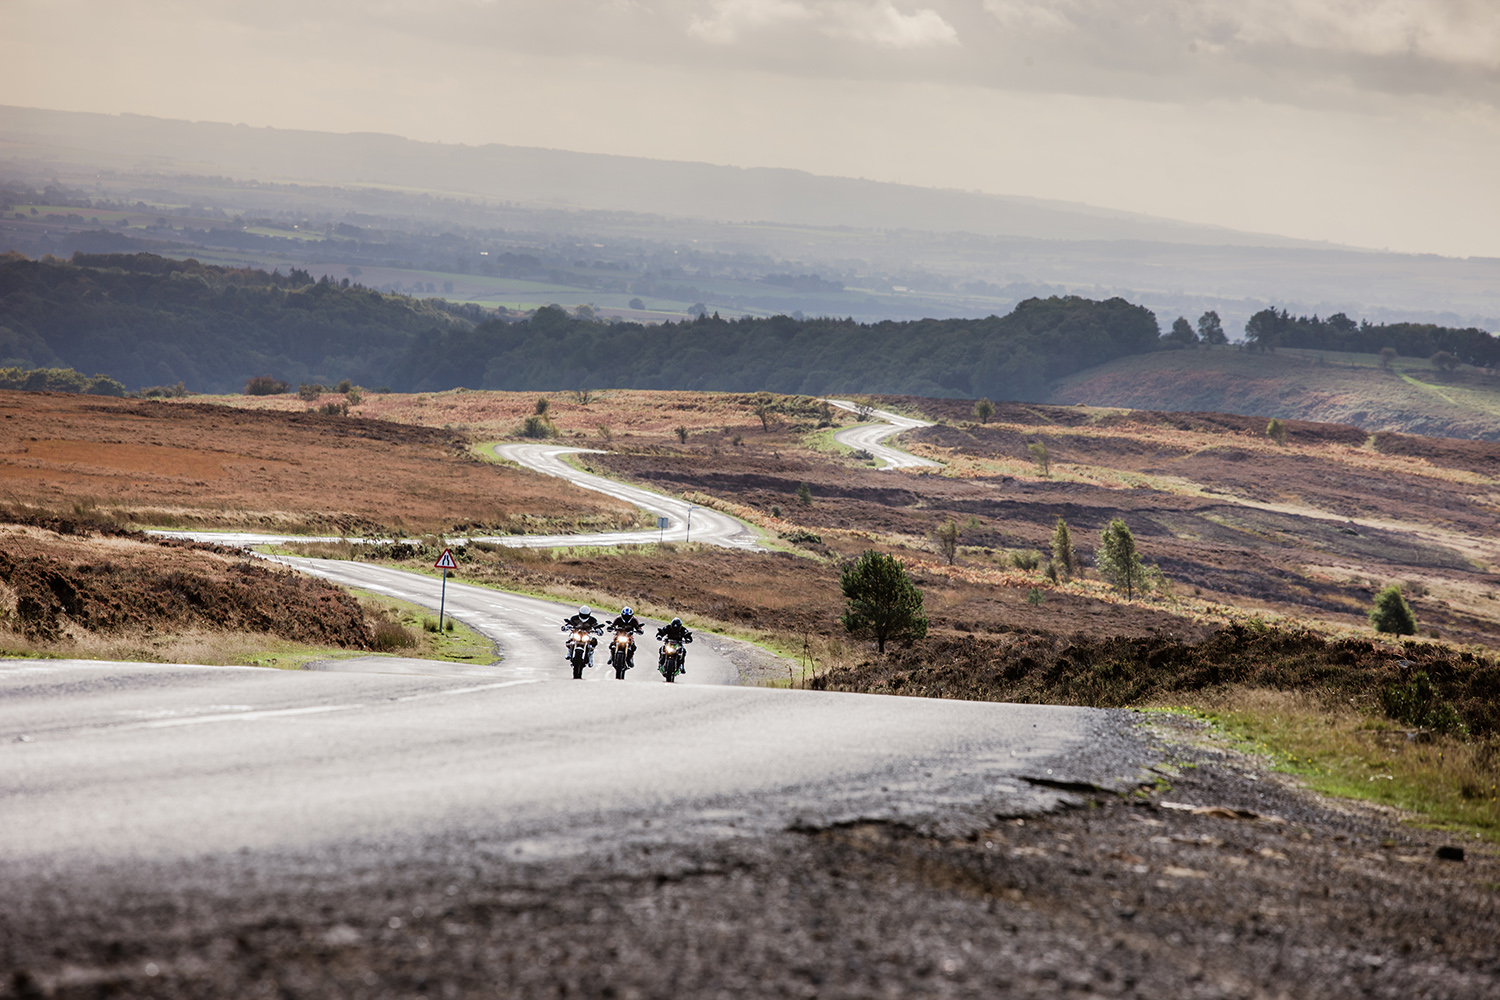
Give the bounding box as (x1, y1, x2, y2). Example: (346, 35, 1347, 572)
(5, 1, 1499, 260)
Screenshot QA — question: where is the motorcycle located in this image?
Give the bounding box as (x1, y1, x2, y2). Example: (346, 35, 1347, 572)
(607, 627, 638, 680)
(562, 624, 602, 679)
(658, 638, 686, 683)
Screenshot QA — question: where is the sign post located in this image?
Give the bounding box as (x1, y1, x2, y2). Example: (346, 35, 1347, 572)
(657, 515, 668, 542)
(434, 548, 458, 632)
(686, 504, 697, 544)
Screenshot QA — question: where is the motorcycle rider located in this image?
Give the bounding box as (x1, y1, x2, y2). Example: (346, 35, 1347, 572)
(606, 606, 645, 666)
(561, 605, 601, 665)
(656, 617, 693, 673)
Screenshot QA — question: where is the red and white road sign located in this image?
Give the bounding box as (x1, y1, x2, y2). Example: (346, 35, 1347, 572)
(434, 548, 458, 570)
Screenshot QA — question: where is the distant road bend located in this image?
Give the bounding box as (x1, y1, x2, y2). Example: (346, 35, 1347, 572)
(824, 399, 941, 470)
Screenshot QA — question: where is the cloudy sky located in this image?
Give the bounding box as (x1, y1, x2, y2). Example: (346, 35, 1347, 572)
(6, 0, 1499, 256)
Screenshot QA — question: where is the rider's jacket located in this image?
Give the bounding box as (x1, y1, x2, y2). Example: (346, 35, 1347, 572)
(564, 613, 601, 631)
(608, 614, 644, 635)
(656, 623, 693, 643)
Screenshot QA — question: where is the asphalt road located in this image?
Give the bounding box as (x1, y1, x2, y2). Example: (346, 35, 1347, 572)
(824, 398, 942, 469)
(1, 651, 1134, 870)
(486, 442, 760, 549)
(271, 554, 741, 686)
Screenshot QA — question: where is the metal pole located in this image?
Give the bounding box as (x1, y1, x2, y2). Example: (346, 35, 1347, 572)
(686, 504, 695, 544)
(439, 570, 447, 632)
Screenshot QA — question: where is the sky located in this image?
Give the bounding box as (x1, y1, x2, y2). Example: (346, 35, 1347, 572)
(5, 0, 1500, 257)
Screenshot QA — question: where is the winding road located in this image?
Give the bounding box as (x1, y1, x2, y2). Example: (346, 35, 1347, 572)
(825, 399, 941, 469)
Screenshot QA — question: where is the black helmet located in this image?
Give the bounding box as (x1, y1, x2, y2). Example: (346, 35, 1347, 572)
(671, 617, 682, 627)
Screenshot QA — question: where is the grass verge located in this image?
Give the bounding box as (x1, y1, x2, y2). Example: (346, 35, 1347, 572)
(1157, 689, 1500, 843)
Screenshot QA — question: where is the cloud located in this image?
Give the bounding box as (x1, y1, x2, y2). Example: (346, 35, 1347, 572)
(688, 0, 956, 49)
(688, 0, 816, 44)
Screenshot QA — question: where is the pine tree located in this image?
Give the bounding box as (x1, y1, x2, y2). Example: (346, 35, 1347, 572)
(1096, 518, 1146, 598)
(1369, 584, 1417, 635)
(840, 550, 928, 653)
(1050, 517, 1075, 580)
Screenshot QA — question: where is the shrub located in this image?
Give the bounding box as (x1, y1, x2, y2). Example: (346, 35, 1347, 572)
(422, 617, 439, 633)
(372, 620, 417, 651)
(522, 415, 554, 439)
(319, 401, 348, 416)
(297, 382, 322, 401)
(1026, 587, 1046, 606)
(534, 397, 550, 416)
(675, 425, 688, 443)
(1266, 418, 1286, 444)
(782, 529, 823, 545)
(244, 375, 288, 395)
(337, 379, 353, 394)
(345, 387, 362, 406)
(1010, 549, 1042, 571)
(1369, 584, 1417, 635)
(797, 482, 813, 506)
(1381, 670, 1467, 736)
(1028, 442, 1051, 476)
(852, 449, 874, 461)
(974, 399, 995, 423)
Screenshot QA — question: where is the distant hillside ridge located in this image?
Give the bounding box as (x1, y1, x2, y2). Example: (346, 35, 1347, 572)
(0, 105, 1320, 249)
(1, 252, 1163, 396)
(1049, 348, 1500, 441)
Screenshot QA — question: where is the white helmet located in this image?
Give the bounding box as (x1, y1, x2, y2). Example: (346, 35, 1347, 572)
(579, 605, 590, 617)
(622, 606, 633, 617)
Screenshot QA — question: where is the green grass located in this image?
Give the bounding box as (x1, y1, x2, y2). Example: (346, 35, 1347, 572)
(1162, 693, 1500, 843)
(347, 588, 495, 664)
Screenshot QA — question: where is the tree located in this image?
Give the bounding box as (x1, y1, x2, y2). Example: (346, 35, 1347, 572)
(1096, 518, 1146, 598)
(1028, 441, 1051, 476)
(1379, 347, 1398, 370)
(675, 425, 688, 443)
(1197, 310, 1227, 346)
(934, 519, 959, 565)
(1266, 418, 1286, 445)
(1244, 309, 1286, 352)
(1166, 316, 1198, 346)
(243, 375, 288, 395)
(1431, 350, 1459, 373)
(534, 397, 550, 416)
(840, 550, 928, 653)
(974, 398, 995, 423)
(1368, 584, 1417, 635)
(1050, 516, 1075, 580)
(628, 298, 645, 310)
(797, 482, 813, 506)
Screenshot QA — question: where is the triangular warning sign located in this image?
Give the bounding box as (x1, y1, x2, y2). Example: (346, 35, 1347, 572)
(434, 548, 458, 569)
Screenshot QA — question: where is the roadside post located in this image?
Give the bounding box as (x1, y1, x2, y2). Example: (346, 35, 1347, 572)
(686, 504, 697, 544)
(657, 516, 668, 542)
(435, 547, 458, 632)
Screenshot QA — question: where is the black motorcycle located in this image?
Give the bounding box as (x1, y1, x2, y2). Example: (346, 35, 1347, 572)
(658, 637, 687, 683)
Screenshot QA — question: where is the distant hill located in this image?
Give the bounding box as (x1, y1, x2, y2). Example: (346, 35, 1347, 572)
(1049, 348, 1500, 441)
(0, 105, 1317, 249)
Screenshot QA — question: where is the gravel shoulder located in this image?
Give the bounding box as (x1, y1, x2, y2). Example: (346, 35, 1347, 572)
(5, 715, 1496, 1000)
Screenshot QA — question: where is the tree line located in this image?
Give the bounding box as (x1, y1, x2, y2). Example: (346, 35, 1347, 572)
(0, 252, 1162, 397)
(1240, 308, 1499, 367)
